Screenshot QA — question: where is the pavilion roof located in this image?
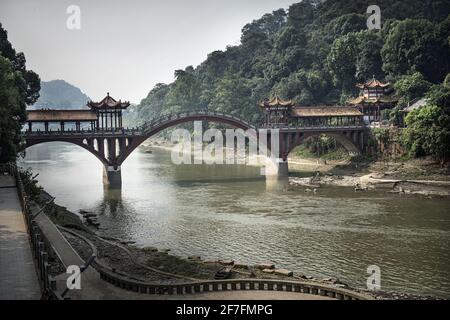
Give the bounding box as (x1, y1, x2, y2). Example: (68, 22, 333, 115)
(402, 98, 428, 112)
(356, 77, 391, 89)
(347, 96, 399, 105)
(27, 109, 98, 122)
(291, 106, 363, 117)
(87, 93, 130, 109)
(259, 95, 294, 108)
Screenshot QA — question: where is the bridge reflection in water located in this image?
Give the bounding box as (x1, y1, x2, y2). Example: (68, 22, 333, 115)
(24, 94, 366, 188)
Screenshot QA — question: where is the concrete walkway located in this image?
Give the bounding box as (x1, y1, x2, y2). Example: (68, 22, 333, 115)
(0, 175, 41, 300)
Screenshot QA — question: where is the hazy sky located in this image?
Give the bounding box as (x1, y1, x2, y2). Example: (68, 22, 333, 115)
(0, 0, 297, 103)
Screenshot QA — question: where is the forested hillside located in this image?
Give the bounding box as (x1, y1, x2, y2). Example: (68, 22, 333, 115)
(30, 80, 90, 110)
(125, 0, 450, 127)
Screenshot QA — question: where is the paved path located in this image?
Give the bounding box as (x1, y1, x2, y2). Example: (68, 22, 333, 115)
(0, 175, 41, 300)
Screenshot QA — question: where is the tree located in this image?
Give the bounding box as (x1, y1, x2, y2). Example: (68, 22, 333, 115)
(0, 57, 24, 162)
(287, 0, 316, 31)
(381, 18, 449, 83)
(426, 83, 450, 110)
(354, 31, 384, 82)
(0, 24, 40, 163)
(402, 84, 450, 162)
(403, 104, 450, 162)
(394, 72, 432, 106)
(209, 74, 256, 122)
(165, 66, 203, 113)
(326, 30, 383, 93)
(137, 83, 170, 120)
(326, 32, 360, 92)
(272, 69, 331, 105)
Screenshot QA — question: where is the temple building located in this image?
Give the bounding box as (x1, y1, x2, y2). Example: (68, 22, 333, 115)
(259, 95, 363, 127)
(347, 77, 398, 123)
(258, 95, 295, 126)
(87, 93, 130, 130)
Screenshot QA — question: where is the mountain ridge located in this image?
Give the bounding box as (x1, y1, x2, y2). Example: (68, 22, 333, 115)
(30, 79, 90, 110)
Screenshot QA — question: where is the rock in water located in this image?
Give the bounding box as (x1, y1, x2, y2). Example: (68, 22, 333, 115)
(274, 269, 293, 277)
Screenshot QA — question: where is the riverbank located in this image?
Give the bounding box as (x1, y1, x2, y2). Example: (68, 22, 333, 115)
(290, 157, 450, 196)
(40, 189, 345, 284)
(34, 186, 440, 300)
(141, 140, 450, 196)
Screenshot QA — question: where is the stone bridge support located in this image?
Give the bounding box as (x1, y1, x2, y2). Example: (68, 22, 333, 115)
(263, 129, 365, 178)
(99, 137, 131, 188)
(103, 165, 122, 187)
(264, 158, 289, 177)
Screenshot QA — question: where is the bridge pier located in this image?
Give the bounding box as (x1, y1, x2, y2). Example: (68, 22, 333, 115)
(103, 166, 122, 188)
(264, 158, 289, 178)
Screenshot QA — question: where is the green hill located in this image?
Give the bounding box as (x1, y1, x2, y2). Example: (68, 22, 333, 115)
(30, 79, 90, 110)
(126, 0, 450, 127)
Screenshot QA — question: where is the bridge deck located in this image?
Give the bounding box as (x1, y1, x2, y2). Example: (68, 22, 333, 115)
(0, 175, 41, 300)
(24, 125, 364, 137)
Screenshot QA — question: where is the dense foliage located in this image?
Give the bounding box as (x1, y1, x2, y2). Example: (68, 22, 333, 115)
(126, 0, 450, 128)
(402, 82, 450, 162)
(0, 23, 40, 163)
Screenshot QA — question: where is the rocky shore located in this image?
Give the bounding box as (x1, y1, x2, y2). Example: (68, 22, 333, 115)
(289, 157, 450, 197)
(290, 172, 450, 196)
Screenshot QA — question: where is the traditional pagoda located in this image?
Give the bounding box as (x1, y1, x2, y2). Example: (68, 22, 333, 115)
(348, 77, 398, 123)
(87, 93, 130, 130)
(259, 95, 295, 126)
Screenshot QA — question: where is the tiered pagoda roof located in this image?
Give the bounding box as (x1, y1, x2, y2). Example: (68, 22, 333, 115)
(87, 93, 130, 109)
(356, 77, 391, 89)
(259, 95, 294, 108)
(402, 98, 428, 113)
(348, 77, 398, 105)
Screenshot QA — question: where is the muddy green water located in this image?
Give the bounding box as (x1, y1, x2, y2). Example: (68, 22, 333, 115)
(21, 143, 450, 298)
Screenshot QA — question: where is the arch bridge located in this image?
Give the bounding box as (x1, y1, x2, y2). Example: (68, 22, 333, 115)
(24, 95, 366, 187)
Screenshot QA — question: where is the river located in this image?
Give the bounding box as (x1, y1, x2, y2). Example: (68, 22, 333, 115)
(20, 142, 450, 298)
